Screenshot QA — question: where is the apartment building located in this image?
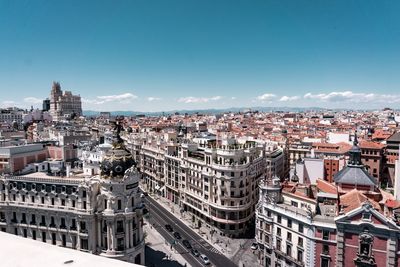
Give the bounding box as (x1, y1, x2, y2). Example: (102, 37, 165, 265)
(126, 130, 266, 237)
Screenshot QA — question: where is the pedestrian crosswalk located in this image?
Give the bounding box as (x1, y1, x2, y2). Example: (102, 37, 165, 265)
(209, 247, 222, 254)
(195, 239, 222, 255)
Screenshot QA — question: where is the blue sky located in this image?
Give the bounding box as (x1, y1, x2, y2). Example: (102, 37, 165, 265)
(1, 0, 400, 111)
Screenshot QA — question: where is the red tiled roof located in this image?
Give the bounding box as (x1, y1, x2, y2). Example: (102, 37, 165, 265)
(316, 179, 337, 194)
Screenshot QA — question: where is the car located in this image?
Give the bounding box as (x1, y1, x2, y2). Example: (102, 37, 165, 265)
(191, 249, 200, 257)
(251, 242, 258, 250)
(173, 231, 181, 239)
(199, 254, 210, 265)
(182, 239, 192, 249)
(165, 224, 173, 232)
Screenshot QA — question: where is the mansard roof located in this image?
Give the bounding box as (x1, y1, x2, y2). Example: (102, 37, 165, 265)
(334, 165, 377, 187)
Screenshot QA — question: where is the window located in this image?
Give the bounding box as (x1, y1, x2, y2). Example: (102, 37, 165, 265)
(117, 238, 125, 251)
(31, 196, 35, 203)
(60, 218, 66, 228)
(286, 244, 292, 256)
(42, 232, 46, 242)
(80, 239, 88, 250)
(31, 214, 36, 224)
(61, 199, 65, 206)
(80, 221, 86, 231)
(72, 200, 76, 207)
(297, 249, 303, 262)
(298, 237, 303, 247)
(41, 197, 45, 204)
(71, 219, 77, 230)
(277, 215, 282, 224)
(83, 201, 87, 210)
(277, 227, 281, 237)
(62, 234, 66, 247)
(52, 233, 56, 245)
(23, 229, 27, 238)
(51, 198, 55, 205)
(287, 232, 292, 242)
(322, 244, 329, 255)
(41, 215, 46, 226)
(117, 220, 124, 233)
(276, 239, 281, 251)
(321, 257, 330, 267)
(50, 216, 55, 227)
(362, 213, 371, 220)
(22, 195, 25, 202)
(118, 199, 122, 210)
(322, 230, 329, 240)
(287, 219, 292, 228)
(298, 223, 304, 233)
(32, 230, 36, 240)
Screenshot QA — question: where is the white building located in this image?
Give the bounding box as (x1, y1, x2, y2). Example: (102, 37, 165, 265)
(0, 131, 145, 264)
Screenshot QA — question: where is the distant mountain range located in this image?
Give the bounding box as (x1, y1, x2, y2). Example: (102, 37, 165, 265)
(83, 106, 335, 117)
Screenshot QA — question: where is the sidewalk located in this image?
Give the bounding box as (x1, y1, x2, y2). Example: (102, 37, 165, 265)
(147, 191, 261, 267)
(143, 221, 189, 267)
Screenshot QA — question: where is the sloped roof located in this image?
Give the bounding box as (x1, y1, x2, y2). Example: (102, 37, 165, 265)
(387, 132, 400, 142)
(334, 165, 377, 186)
(316, 179, 337, 194)
(340, 189, 381, 213)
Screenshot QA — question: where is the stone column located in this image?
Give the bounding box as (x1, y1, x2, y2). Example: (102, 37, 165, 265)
(107, 222, 112, 252)
(97, 220, 102, 252)
(336, 230, 345, 267)
(125, 219, 130, 249)
(111, 222, 116, 251)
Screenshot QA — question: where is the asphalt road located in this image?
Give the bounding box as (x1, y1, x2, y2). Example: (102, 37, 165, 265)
(144, 195, 237, 267)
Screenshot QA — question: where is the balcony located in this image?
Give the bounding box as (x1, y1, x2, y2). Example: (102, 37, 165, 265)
(70, 226, 77, 231)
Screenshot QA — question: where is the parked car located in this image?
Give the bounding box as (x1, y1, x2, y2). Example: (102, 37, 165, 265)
(165, 224, 173, 232)
(199, 254, 210, 265)
(182, 239, 192, 249)
(191, 249, 200, 257)
(173, 231, 181, 239)
(251, 242, 258, 250)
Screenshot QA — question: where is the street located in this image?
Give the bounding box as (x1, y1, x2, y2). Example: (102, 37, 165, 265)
(144, 195, 237, 267)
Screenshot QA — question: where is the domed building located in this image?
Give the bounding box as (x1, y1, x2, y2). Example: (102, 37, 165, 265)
(96, 119, 145, 264)
(0, 119, 145, 265)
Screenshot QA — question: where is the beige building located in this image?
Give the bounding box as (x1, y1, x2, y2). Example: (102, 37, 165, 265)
(126, 131, 266, 237)
(50, 82, 82, 121)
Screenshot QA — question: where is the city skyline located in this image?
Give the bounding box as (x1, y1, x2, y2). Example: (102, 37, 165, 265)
(1, 0, 400, 111)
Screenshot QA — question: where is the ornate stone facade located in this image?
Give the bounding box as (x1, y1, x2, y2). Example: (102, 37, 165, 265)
(50, 82, 82, 121)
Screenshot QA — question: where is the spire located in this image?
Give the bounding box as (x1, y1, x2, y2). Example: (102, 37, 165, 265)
(348, 130, 362, 165)
(353, 130, 359, 146)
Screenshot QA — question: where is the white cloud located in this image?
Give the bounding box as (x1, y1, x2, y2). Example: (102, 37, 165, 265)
(24, 97, 43, 104)
(256, 93, 276, 102)
(1, 100, 17, 107)
(147, 97, 161, 102)
(279, 96, 300, 102)
(83, 93, 138, 105)
(178, 96, 223, 104)
(303, 91, 400, 103)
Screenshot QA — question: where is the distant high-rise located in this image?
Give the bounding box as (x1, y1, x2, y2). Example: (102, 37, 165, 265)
(49, 82, 82, 121)
(42, 98, 50, 112)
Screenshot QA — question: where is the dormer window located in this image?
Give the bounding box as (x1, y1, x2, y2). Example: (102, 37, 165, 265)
(362, 213, 371, 221)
